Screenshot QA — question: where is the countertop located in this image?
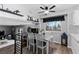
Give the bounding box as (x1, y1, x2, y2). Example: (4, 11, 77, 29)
(0, 39, 14, 48)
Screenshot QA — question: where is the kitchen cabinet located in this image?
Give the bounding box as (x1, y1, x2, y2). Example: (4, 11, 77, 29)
(0, 40, 14, 54)
(70, 34, 79, 54)
(73, 10, 79, 25)
(0, 11, 25, 21)
(0, 11, 32, 25)
(0, 44, 14, 54)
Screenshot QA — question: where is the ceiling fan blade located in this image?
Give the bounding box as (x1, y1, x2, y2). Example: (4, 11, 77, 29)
(49, 10, 55, 12)
(40, 7, 45, 10)
(38, 11, 45, 13)
(49, 5, 56, 9)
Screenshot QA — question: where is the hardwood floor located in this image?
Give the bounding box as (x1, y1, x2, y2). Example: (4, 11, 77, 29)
(0, 42, 72, 54)
(49, 42, 72, 54)
(23, 42, 72, 54)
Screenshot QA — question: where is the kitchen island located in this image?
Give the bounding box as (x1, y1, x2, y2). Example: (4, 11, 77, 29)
(0, 39, 14, 54)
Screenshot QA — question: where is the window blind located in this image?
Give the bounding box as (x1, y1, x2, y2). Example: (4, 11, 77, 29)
(43, 15, 65, 22)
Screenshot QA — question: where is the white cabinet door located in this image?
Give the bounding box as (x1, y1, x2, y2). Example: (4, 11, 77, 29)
(71, 36, 79, 54)
(73, 10, 79, 25)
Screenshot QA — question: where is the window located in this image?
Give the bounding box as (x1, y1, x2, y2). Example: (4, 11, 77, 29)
(46, 21, 61, 31)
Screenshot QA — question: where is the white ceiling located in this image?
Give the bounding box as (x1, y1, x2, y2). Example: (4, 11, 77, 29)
(1, 4, 79, 18)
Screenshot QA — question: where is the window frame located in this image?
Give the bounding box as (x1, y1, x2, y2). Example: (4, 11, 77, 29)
(46, 21, 62, 32)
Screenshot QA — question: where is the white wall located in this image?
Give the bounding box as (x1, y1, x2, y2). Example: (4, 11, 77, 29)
(39, 6, 79, 47)
(39, 15, 68, 44)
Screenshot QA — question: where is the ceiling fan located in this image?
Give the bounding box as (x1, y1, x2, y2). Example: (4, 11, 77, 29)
(38, 4, 56, 15)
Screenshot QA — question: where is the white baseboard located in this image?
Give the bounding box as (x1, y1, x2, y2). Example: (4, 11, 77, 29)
(53, 41, 72, 48)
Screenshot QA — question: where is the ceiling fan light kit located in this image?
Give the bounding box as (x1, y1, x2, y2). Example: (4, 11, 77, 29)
(44, 10, 49, 14)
